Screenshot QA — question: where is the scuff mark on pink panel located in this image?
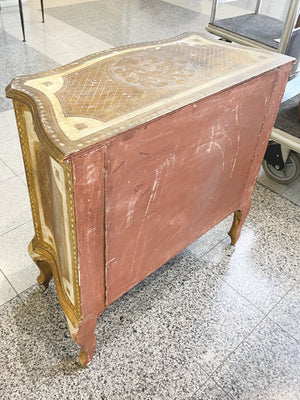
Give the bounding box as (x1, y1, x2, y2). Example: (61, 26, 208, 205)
(72, 147, 106, 319)
(104, 69, 283, 305)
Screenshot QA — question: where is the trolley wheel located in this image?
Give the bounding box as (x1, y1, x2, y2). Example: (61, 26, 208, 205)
(262, 151, 300, 185)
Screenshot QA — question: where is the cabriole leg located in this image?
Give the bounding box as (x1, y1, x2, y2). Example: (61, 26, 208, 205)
(28, 238, 53, 289)
(228, 201, 251, 245)
(74, 317, 98, 367)
(36, 260, 53, 289)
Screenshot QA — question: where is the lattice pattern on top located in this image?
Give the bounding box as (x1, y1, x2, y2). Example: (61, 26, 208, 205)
(55, 43, 251, 122)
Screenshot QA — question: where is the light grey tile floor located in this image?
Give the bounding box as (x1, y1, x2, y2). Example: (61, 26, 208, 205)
(0, 176, 32, 235)
(45, 0, 210, 46)
(190, 378, 232, 400)
(268, 283, 300, 342)
(0, 28, 59, 112)
(0, 270, 16, 306)
(0, 0, 299, 399)
(213, 318, 300, 400)
(0, 221, 36, 293)
(1, 184, 299, 399)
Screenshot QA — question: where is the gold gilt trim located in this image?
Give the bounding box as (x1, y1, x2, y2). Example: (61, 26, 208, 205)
(14, 100, 82, 327)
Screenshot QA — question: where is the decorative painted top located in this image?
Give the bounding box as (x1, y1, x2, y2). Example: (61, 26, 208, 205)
(6, 33, 292, 161)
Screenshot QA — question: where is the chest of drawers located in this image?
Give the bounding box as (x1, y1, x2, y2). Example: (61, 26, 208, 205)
(6, 34, 293, 366)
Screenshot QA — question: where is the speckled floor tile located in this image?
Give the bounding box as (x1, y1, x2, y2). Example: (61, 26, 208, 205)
(20, 280, 209, 399)
(268, 284, 300, 342)
(190, 378, 232, 400)
(247, 184, 300, 250)
(19, 282, 80, 359)
(27, 381, 97, 400)
(17, 253, 216, 398)
(46, 251, 263, 378)
(248, 183, 279, 215)
(24, 249, 263, 397)
(246, 187, 300, 280)
(146, 258, 265, 375)
(18, 250, 197, 358)
(198, 184, 300, 314)
(0, 295, 66, 399)
(31, 338, 208, 399)
(213, 318, 300, 399)
(45, 0, 209, 47)
(187, 215, 232, 260)
(17, 229, 265, 383)
(208, 226, 298, 312)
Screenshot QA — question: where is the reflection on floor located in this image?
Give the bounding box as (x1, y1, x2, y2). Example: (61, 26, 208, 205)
(0, 1, 299, 399)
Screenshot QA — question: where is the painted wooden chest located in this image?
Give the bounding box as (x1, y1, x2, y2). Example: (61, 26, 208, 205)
(6, 34, 294, 366)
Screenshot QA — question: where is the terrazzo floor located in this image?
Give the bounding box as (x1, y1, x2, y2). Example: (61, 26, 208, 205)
(0, 1, 299, 399)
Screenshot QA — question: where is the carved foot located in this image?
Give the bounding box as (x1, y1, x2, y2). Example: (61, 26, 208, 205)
(228, 210, 242, 245)
(228, 202, 251, 245)
(74, 317, 97, 367)
(36, 260, 53, 289)
(28, 238, 53, 289)
(78, 344, 96, 367)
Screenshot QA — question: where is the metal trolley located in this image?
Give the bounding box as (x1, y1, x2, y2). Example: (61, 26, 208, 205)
(206, 0, 300, 184)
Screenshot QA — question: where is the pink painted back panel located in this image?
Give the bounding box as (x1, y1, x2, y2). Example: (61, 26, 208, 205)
(72, 148, 106, 318)
(105, 70, 277, 304)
